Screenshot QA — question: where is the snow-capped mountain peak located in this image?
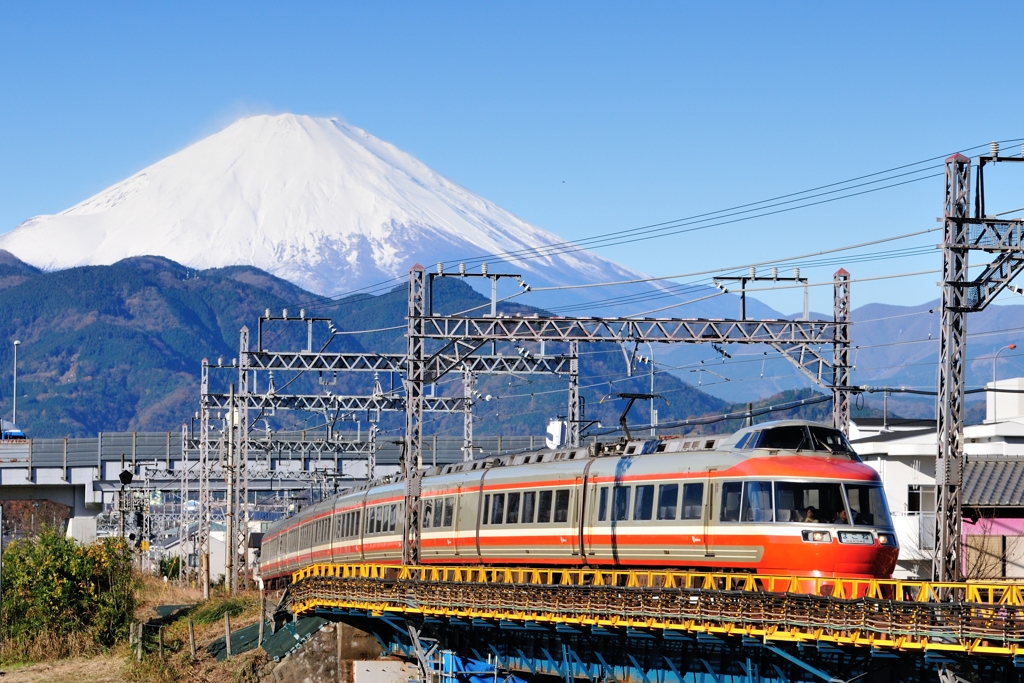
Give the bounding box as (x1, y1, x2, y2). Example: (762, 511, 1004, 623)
(0, 114, 645, 297)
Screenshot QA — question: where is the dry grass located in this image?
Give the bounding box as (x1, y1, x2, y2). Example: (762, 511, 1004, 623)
(0, 652, 127, 682)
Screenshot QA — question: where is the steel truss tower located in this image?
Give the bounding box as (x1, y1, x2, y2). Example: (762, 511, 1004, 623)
(934, 150, 1024, 581)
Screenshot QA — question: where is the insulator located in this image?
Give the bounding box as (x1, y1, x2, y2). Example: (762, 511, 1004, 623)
(264, 308, 271, 318)
(771, 267, 778, 280)
(459, 262, 466, 276)
(282, 309, 288, 319)
(794, 267, 800, 279)
(481, 263, 488, 275)
(749, 266, 756, 279)
(991, 141, 999, 158)
(437, 262, 444, 275)
(299, 309, 305, 319)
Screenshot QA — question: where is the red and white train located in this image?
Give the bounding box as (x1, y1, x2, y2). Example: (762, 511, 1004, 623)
(258, 420, 899, 584)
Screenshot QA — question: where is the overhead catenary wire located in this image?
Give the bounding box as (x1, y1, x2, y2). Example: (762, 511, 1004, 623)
(281, 139, 1023, 312)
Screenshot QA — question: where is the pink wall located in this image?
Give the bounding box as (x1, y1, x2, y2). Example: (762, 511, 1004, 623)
(962, 517, 1024, 536)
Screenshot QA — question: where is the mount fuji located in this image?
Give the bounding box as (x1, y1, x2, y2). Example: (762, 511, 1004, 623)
(0, 114, 668, 304)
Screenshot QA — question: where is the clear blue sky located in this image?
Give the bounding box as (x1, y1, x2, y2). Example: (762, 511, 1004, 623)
(2, 2, 1024, 311)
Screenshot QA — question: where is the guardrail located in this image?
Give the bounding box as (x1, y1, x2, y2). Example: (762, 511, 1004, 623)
(289, 562, 1024, 656)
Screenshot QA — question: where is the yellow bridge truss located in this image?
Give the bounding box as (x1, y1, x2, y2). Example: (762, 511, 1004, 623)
(290, 563, 1024, 657)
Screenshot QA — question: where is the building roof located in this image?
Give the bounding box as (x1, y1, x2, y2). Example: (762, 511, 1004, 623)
(964, 460, 1024, 507)
(850, 428, 936, 444)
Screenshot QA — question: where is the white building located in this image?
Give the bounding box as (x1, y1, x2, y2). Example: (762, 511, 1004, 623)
(850, 377, 1024, 579)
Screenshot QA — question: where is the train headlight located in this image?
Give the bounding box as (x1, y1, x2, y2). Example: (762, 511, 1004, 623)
(801, 530, 832, 543)
(877, 533, 895, 546)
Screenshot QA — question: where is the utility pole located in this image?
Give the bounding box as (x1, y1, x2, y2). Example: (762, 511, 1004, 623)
(224, 383, 235, 594)
(12, 340, 19, 424)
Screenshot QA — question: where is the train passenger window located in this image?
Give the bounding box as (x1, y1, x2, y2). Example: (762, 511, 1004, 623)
(612, 486, 631, 522)
(491, 493, 505, 524)
(431, 501, 443, 528)
(598, 487, 609, 521)
(482, 495, 490, 525)
(376, 507, 384, 533)
(634, 485, 654, 521)
(720, 482, 742, 522)
(336, 515, 343, 540)
(522, 491, 536, 524)
(682, 483, 703, 520)
(354, 511, 360, 536)
(507, 492, 521, 524)
(774, 482, 845, 523)
(843, 484, 892, 527)
(443, 497, 454, 527)
(741, 481, 773, 522)
(657, 484, 678, 520)
(537, 491, 553, 523)
(423, 501, 433, 529)
(554, 490, 570, 523)
(369, 507, 377, 534)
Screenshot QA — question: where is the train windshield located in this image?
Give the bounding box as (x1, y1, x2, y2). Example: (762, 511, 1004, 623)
(749, 426, 858, 459)
(843, 484, 893, 528)
(773, 482, 846, 523)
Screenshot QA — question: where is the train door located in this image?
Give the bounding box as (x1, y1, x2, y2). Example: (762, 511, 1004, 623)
(570, 475, 583, 561)
(702, 469, 715, 559)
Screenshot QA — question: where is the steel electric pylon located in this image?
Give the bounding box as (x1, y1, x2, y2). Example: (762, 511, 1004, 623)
(934, 147, 1024, 581)
(832, 269, 851, 434)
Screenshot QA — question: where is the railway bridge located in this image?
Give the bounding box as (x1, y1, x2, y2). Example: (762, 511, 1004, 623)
(282, 562, 1024, 683)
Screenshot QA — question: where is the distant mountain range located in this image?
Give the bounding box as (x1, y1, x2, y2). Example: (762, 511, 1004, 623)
(0, 252, 844, 438)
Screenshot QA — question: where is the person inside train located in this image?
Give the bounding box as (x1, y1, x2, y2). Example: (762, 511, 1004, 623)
(834, 509, 849, 525)
(803, 506, 818, 523)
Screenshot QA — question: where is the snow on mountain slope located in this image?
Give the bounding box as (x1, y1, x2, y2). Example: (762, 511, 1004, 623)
(0, 114, 653, 299)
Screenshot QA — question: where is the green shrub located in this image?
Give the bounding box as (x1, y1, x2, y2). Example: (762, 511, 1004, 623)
(0, 527, 138, 649)
(189, 596, 253, 625)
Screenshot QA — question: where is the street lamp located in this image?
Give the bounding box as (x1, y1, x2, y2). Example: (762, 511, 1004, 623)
(12, 340, 19, 425)
(993, 343, 1017, 424)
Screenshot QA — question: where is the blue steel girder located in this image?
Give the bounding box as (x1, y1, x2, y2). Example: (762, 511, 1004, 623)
(322, 613, 1014, 683)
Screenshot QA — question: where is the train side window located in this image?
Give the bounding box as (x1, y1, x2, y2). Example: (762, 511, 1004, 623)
(491, 493, 505, 524)
(354, 511, 360, 536)
(682, 483, 704, 520)
(431, 501, 443, 528)
(482, 495, 490, 525)
(657, 484, 678, 520)
(721, 482, 742, 522)
(522, 491, 536, 523)
(423, 501, 433, 529)
(598, 487, 609, 521)
(537, 491, 553, 523)
(735, 433, 751, 449)
(443, 497, 455, 527)
(634, 485, 654, 521)
(335, 514, 343, 540)
(742, 481, 774, 522)
(376, 507, 385, 533)
(554, 489, 570, 523)
(612, 486, 631, 522)
(507, 492, 521, 524)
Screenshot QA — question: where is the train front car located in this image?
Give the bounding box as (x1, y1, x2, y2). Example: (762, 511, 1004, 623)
(708, 420, 899, 578)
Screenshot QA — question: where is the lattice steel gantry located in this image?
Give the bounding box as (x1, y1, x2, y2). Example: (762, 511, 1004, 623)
(399, 266, 853, 566)
(934, 148, 1024, 582)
